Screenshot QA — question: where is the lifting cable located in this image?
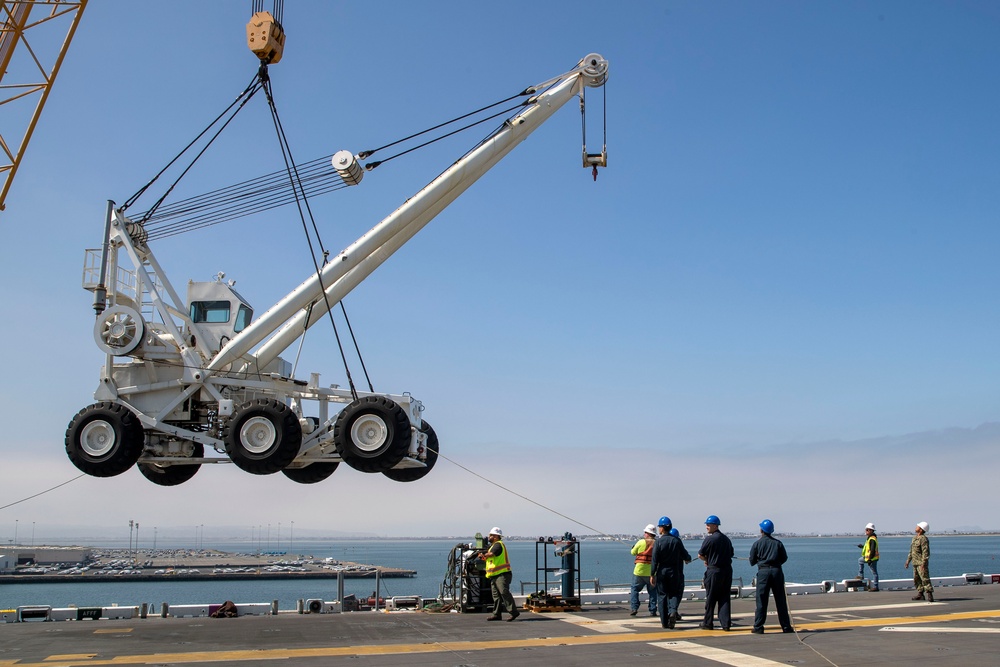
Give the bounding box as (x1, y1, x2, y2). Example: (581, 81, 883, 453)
(127, 87, 539, 238)
(120, 72, 264, 220)
(258, 63, 372, 399)
(359, 92, 531, 170)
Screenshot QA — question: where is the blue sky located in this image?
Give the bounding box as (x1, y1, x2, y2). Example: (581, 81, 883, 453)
(1, 1, 999, 542)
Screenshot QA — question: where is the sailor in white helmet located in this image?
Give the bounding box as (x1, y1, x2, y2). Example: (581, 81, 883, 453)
(857, 522, 880, 591)
(478, 527, 520, 621)
(905, 521, 933, 602)
(629, 523, 659, 617)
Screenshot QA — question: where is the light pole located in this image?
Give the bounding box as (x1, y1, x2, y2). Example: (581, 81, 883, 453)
(135, 523, 140, 560)
(290, 521, 294, 556)
(266, 524, 271, 553)
(129, 520, 134, 556)
(153, 527, 157, 550)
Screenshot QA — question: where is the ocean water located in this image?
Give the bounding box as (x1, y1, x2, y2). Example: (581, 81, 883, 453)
(2, 535, 998, 610)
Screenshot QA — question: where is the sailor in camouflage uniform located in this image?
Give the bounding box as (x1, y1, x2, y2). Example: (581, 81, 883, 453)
(905, 521, 933, 602)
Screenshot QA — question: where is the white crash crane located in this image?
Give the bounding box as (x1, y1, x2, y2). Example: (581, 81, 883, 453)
(66, 53, 609, 486)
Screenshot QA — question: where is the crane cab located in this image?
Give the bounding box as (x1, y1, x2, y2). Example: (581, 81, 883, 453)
(187, 274, 253, 355)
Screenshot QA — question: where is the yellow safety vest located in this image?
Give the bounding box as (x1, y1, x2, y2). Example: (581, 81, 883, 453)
(485, 540, 511, 578)
(862, 535, 879, 562)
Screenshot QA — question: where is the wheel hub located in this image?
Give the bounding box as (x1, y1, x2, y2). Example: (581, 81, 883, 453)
(240, 416, 277, 454)
(351, 414, 389, 453)
(80, 420, 116, 458)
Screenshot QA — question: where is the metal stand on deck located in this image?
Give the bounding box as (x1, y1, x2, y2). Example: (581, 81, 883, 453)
(524, 533, 581, 612)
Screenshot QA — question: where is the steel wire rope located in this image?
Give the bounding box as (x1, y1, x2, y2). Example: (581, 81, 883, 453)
(140, 158, 349, 235)
(259, 65, 367, 400)
(132, 87, 539, 236)
(144, 177, 351, 241)
(0, 474, 85, 511)
(120, 72, 263, 216)
(141, 156, 335, 222)
(364, 102, 527, 171)
(357, 90, 530, 160)
(424, 443, 623, 543)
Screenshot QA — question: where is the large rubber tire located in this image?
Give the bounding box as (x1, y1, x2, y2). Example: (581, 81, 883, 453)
(281, 462, 339, 484)
(383, 421, 438, 483)
(333, 395, 412, 473)
(137, 442, 204, 486)
(65, 402, 145, 478)
(222, 398, 302, 475)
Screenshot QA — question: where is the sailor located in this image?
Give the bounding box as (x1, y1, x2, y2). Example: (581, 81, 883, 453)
(697, 514, 734, 631)
(905, 521, 934, 602)
(479, 527, 520, 621)
(748, 519, 794, 634)
(857, 522, 880, 591)
(649, 516, 691, 629)
(629, 523, 658, 617)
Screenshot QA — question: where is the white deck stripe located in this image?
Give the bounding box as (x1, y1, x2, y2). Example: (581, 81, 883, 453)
(881, 626, 1000, 634)
(649, 640, 789, 666)
(548, 612, 637, 633)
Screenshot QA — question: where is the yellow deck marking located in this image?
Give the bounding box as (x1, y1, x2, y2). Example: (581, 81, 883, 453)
(45, 655, 97, 661)
(12, 608, 1000, 667)
(93, 628, 132, 634)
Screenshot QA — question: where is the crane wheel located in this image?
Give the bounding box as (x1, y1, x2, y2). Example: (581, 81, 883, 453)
(223, 398, 302, 474)
(137, 442, 204, 486)
(383, 421, 439, 482)
(65, 402, 145, 477)
(333, 396, 411, 473)
(281, 462, 339, 484)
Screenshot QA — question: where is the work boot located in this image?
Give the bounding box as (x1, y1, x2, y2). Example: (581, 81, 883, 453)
(926, 591, 935, 602)
(911, 591, 924, 601)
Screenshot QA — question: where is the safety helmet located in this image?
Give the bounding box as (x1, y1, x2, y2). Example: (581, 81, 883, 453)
(705, 515, 721, 526)
(916, 521, 929, 533)
(865, 523, 876, 531)
(759, 519, 774, 535)
(657, 516, 672, 527)
(489, 527, 503, 537)
(644, 524, 657, 535)
(669, 528, 679, 538)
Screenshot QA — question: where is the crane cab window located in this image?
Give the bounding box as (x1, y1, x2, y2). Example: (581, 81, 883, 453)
(190, 301, 231, 324)
(235, 305, 252, 332)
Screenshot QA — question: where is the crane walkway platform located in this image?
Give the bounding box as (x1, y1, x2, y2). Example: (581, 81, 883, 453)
(3, 584, 1000, 666)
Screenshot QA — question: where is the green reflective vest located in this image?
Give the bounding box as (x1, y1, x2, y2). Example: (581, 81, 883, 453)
(862, 535, 879, 562)
(485, 540, 511, 578)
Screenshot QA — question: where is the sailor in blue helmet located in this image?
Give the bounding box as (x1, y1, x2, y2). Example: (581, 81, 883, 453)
(649, 516, 691, 629)
(748, 519, 794, 634)
(697, 514, 734, 630)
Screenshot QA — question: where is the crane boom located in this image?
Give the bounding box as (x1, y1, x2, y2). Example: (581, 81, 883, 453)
(210, 56, 607, 373)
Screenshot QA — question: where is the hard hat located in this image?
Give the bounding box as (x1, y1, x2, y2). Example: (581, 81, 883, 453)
(759, 519, 774, 535)
(644, 524, 657, 535)
(669, 528, 679, 538)
(489, 527, 503, 537)
(917, 521, 929, 533)
(657, 516, 672, 527)
(865, 523, 876, 531)
(705, 515, 721, 526)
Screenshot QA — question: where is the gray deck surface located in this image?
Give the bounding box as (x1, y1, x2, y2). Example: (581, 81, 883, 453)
(3, 584, 999, 666)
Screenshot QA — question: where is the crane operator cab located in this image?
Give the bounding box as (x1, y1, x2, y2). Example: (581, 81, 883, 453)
(187, 272, 253, 355)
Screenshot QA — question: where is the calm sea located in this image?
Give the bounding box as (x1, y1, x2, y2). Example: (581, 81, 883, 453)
(2, 535, 999, 610)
